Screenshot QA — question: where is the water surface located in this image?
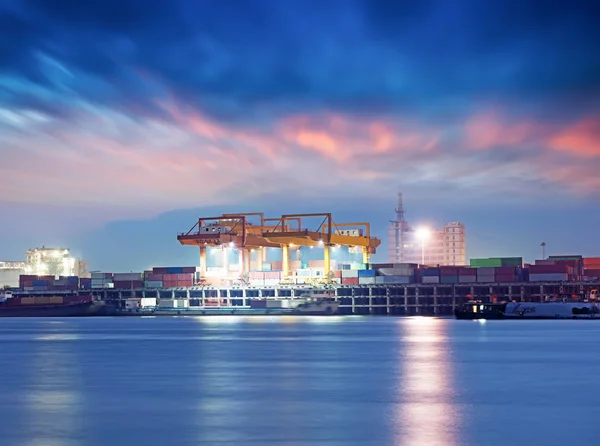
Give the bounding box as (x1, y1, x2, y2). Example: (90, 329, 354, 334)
(0, 316, 598, 445)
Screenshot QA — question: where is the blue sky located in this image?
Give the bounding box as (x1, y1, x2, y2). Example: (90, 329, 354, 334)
(1, 0, 599, 271)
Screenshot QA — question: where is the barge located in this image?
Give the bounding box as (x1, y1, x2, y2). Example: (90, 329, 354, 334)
(0, 291, 106, 317)
(454, 290, 599, 320)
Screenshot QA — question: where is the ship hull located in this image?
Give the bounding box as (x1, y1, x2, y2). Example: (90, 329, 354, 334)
(110, 306, 340, 317)
(0, 301, 105, 318)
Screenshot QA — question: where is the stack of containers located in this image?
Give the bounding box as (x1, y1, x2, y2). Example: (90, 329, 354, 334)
(528, 262, 570, 282)
(476, 267, 496, 283)
(32, 278, 51, 291)
(113, 272, 144, 289)
(458, 267, 477, 283)
(341, 269, 359, 285)
(583, 257, 600, 279)
(358, 269, 376, 285)
(495, 267, 518, 282)
(264, 271, 283, 286)
(421, 267, 440, 284)
(548, 255, 584, 279)
(80, 278, 92, 289)
(161, 273, 194, 287)
(145, 272, 164, 288)
(440, 266, 459, 284)
(91, 272, 114, 289)
(19, 275, 37, 290)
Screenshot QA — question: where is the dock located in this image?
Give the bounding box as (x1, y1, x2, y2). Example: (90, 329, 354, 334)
(70, 281, 600, 316)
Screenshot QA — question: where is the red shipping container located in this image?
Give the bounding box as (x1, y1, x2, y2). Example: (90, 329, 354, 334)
(495, 266, 516, 275)
(153, 267, 169, 274)
(528, 264, 569, 274)
(342, 277, 359, 285)
(584, 269, 600, 277)
(496, 274, 516, 282)
(181, 267, 197, 273)
(333, 270, 342, 278)
(458, 267, 477, 276)
(584, 258, 600, 268)
(113, 280, 144, 289)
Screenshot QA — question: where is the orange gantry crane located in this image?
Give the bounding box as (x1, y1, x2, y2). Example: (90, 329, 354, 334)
(177, 212, 381, 278)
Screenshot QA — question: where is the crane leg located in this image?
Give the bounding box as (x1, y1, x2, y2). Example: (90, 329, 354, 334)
(199, 246, 207, 278)
(324, 245, 331, 277)
(282, 244, 290, 278)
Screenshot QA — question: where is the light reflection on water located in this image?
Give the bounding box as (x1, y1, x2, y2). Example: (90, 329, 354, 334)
(395, 317, 461, 446)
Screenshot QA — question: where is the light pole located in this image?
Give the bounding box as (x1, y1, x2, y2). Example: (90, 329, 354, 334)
(416, 227, 431, 266)
(541, 242, 546, 260)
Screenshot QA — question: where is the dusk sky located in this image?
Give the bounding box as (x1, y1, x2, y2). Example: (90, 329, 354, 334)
(1, 0, 599, 271)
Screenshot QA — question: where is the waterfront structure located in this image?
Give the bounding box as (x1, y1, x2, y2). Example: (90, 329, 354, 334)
(388, 192, 466, 266)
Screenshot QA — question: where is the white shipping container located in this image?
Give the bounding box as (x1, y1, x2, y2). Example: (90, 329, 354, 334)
(140, 297, 157, 308)
(158, 299, 176, 308)
(174, 299, 190, 308)
(476, 275, 496, 283)
(422, 276, 440, 284)
(529, 273, 569, 282)
(358, 277, 376, 285)
(263, 279, 280, 287)
(477, 267, 496, 275)
(341, 270, 359, 278)
(375, 276, 386, 284)
(378, 267, 413, 276)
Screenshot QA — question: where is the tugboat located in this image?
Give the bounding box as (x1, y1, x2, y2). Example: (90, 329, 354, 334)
(455, 290, 599, 320)
(0, 291, 106, 317)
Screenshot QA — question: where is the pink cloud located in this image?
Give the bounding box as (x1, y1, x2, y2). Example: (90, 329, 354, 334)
(2, 101, 599, 225)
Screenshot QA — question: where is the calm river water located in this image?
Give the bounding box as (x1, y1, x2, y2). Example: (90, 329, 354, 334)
(0, 316, 598, 445)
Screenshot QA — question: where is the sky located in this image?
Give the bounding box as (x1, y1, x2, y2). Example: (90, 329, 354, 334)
(1, 0, 599, 271)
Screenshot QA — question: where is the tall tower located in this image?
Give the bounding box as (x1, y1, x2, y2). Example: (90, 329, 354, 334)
(388, 190, 410, 263)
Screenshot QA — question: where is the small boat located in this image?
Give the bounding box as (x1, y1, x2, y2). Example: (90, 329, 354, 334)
(455, 289, 599, 320)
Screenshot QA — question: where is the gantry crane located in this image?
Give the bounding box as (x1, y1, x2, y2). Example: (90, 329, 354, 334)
(177, 212, 381, 280)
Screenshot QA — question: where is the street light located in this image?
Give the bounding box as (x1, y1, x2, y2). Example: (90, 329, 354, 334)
(415, 227, 431, 265)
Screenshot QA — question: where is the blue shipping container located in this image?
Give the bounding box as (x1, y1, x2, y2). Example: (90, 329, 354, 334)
(67, 276, 79, 282)
(422, 268, 440, 277)
(383, 275, 412, 284)
(358, 269, 376, 278)
(32, 280, 48, 286)
(167, 267, 183, 274)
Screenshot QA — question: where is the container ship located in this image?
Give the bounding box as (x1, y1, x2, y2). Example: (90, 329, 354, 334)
(0, 291, 106, 317)
(454, 289, 600, 320)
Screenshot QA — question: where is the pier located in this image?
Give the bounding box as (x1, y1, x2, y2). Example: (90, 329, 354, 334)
(74, 281, 600, 316)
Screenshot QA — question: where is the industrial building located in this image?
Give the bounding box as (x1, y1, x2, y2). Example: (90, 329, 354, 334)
(388, 192, 466, 266)
(0, 247, 88, 287)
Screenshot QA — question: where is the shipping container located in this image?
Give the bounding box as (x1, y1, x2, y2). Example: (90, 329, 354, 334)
(341, 270, 359, 279)
(496, 274, 516, 283)
(181, 267, 198, 273)
(341, 277, 359, 285)
(378, 267, 414, 276)
(422, 276, 440, 284)
(584, 269, 600, 277)
(476, 275, 496, 283)
(113, 273, 143, 281)
(421, 268, 440, 277)
(584, 258, 600, 268)
(382, 275, 412, 284)
(113, 280, 144, 289)
(152, 267, 169, 274)
(528, 264, 569, 274)
(167, 267, 183, 274)
(250, 300, 267, 309)
(358, 277, 376, 285)
(144, 281, 163, 288)
(358, 269, 376, 278)
(457, 267, 477, 276)
(262, 263, 272, 271)
(440, 275, 459, 284)
(458, 276, 477, 283)
(528, 273, 569, 282)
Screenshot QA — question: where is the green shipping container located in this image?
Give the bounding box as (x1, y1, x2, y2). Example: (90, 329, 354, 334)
(470, 257, 523, 268)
